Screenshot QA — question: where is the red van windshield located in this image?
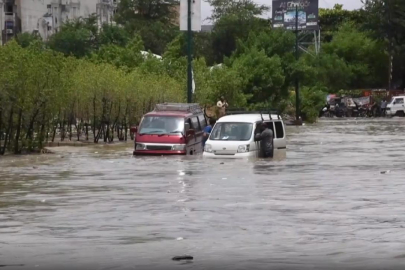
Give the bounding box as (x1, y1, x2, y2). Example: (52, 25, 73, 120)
(139, 116, 184, 135)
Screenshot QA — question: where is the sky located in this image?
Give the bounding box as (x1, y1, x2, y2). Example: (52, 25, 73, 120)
(200, 0, 364, 23)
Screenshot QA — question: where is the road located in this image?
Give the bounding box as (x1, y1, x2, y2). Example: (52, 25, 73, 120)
(1, 119, 405, 270)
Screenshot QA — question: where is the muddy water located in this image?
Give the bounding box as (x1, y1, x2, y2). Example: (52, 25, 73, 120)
(1, 119, 405, 270)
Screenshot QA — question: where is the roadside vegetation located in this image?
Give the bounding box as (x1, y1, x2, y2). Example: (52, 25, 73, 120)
(0, 0, 403, 154)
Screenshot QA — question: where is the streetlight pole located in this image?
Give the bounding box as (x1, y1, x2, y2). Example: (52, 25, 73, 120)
(295, 6, 300, 122)
(387, 0, 393, 92)
(186, 0, 193, 103)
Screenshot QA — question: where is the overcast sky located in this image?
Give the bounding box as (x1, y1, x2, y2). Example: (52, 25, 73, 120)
(200, 0, 364, 22)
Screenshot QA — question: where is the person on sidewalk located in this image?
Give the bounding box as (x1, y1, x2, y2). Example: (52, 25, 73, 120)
(216, 96, 228, 118)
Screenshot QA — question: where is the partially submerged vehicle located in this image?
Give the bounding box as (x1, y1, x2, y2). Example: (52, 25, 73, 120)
(203, 111, 286, 159)
(132, 103, 207, 155)
(386, 96, 405, 116)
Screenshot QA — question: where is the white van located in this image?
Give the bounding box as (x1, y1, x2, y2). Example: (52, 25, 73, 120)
(203, 113, 286, 158)
(386, 96, 405, 116)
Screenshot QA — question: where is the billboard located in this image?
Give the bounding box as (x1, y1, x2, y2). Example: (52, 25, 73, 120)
(272, 0, 319, 31)
(180, 0, 201, 31)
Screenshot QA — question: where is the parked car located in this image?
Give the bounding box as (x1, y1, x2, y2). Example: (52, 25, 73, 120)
(132, 103, 207, 155)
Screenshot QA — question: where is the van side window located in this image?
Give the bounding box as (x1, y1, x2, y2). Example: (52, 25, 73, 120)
(198, 116, 206, 130)
(264, 121, 275, 138)
(395, 98, 404, 104)
(185, 119, 192, 131)
(275, 121, 284, 138)
(191, 117, 201, 131)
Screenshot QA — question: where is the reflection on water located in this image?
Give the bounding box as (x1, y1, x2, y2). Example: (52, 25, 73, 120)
(1, 119, 405, 269)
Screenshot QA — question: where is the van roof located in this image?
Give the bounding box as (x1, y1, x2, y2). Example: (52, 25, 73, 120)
(217, 114, 282, 123)
(145, 111, 193, 117)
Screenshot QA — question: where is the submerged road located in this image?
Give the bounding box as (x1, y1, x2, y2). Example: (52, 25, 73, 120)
(1, 119, 405, 270)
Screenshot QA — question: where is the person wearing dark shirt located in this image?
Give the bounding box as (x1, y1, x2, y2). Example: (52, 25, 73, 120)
(202, 118, 216, 148)
(255, 122, 274, 158)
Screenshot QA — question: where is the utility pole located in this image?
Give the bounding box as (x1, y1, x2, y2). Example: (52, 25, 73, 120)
(295, 6, 300, 122)
(186, 0, 193, 103)
(387, 0, 393, 92)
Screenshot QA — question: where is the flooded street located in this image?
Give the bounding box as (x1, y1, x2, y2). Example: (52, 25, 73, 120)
(2, 119, 405, 270)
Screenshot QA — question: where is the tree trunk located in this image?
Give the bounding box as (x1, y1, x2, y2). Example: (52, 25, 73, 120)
(1, 107, 14, 155)
(14, 108, 23, 154)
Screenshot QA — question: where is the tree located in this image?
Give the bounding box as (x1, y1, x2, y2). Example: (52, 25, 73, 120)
(98, 24, 130, 47)
(114, 0, 179, 55)
(321, 23, 387, 89)
(15, 32, 43, 48)
(362, 0, 405, 89)
(48, 16, 99, 58)
(230, 47, 285, 104)
(319, 4, 365, 42)
(208, 0, 270, 63)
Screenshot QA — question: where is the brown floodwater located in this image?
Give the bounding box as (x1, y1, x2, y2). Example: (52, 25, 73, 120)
(1, 119, 405, 270)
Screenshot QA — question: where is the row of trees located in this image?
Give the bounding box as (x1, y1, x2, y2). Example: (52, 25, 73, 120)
(1, 0, 403, 154)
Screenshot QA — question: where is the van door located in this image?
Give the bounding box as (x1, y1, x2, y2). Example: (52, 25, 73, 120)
(273, 121, 286, 150)
(185, 116, 204, 154)
(393, 97, 405, 115)
(253, 122, 261, 157)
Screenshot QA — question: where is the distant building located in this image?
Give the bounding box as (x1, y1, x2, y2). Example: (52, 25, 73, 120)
(201, 25, 213, 32)
(1, 0, 182, 45)
(17, 0, 117, 40)
(1, 0, 20, 45)
(1, 0, 117, 44)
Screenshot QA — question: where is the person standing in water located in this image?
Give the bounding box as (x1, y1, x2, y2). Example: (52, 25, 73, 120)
(202, 118, 216, 149)
(381, 99, 387, 117)
(255, 122, 274, 158)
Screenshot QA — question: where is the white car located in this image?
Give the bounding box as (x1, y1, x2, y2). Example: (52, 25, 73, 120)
(386, 96, 405, 117)
(203, 113, 286, 159)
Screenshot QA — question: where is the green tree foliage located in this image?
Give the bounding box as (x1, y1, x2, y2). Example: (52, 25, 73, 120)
(48, 16, 99, 57)
(114, 0, 179, 55)
(208, 0, 270, 63)
(321, 23, 387, 89)
(0, 41, 184, 154)
(319, 4, 365, 42)
(15, 32, 43, 48)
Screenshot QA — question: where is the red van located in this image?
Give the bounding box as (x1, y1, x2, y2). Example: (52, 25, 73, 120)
(132, 103, 207, 155)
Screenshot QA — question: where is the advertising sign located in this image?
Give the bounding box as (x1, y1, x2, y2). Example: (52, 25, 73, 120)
(272, 0, 319, 30)
(180, 0, 201, 31)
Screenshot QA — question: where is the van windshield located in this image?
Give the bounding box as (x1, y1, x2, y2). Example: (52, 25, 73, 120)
(210, 122, 253, 141)
(139, 116, 184, 135)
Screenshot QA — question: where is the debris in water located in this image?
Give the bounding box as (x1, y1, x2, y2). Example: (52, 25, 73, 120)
(220, 162, 224, 165)
(380, 170, 391, 174)
(172, 255, 193, 261)
(176, 237, 184, 241)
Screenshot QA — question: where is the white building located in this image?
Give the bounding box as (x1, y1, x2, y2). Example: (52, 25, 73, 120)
(1, 0, 117, 43)
(1, 0, 19, 45)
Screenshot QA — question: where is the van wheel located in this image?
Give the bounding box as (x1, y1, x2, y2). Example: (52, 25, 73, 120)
(189, 150, 193, 155)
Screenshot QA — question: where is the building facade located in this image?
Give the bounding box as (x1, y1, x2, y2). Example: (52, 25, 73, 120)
(1, 0, 117, 44)
(1, 0, 20, 45)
